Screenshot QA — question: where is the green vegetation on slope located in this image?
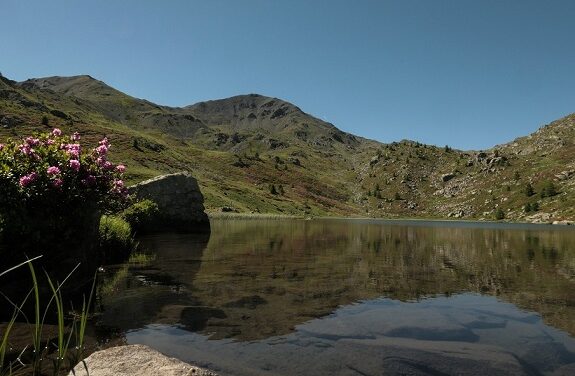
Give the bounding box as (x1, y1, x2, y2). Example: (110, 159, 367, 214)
(1, 73, 574, 221)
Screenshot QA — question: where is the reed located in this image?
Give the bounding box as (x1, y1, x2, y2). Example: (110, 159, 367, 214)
(0, 257, 94, 376)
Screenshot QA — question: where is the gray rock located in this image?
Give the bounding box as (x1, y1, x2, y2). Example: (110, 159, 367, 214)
(68, 344, 217, 376)
(552, 220, 572, 225)
(129, 172, 210, 232)
(555, 170, 574, 181)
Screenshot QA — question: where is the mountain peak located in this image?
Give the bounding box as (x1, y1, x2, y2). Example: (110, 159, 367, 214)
(16, 75, 116, 96)
(186, 94, 322, 132)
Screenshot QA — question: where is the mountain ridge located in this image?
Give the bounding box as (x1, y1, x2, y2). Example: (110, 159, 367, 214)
(11, 74, 558, 151)
(1, 73, 574, 222)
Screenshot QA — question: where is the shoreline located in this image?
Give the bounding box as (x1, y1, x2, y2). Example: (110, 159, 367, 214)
(207, 212, 574, 227)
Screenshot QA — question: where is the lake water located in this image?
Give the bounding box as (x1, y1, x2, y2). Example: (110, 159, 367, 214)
(96, 219, 575, 375)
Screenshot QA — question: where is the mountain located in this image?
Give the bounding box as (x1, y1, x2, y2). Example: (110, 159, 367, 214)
(1, 73, 574, 222)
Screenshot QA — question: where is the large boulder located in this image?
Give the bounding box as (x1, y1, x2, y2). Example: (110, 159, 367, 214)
(129, 172, 210, 232)
(68, 344, 217, 376)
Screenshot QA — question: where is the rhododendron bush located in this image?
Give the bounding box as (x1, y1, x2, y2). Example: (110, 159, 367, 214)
(0, 129, 129, 257)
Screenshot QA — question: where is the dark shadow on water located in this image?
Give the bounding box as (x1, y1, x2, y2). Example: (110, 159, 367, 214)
(96, 231, 212, 332)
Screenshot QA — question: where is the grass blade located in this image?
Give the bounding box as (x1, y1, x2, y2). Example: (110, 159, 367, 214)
(0, 255, 43, 278)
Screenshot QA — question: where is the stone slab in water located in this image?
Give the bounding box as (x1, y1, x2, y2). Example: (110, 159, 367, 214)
(68, 344, 217, 376)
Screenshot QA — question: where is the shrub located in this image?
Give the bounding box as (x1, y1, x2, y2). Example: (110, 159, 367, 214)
(0, 129, 129, 262)
(495, 208, 505, 220)
(524, 183, 535, 197)
(0, 129, 128, 217)
(269, 184, 278, 195)
(524, 201, 540, 213)
(121, 199, 159, 233)
(540, 180, 557, 198)
(99, 215, 135, 263)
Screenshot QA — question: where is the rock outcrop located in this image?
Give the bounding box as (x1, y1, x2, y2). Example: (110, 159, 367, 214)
(68, 344, 217, 376)
(129, 172, 210, 232)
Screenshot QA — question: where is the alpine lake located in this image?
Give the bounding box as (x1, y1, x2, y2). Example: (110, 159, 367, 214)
(95, 218, 575, 375)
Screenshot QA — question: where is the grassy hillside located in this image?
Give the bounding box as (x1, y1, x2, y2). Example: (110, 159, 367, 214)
(1, 73, 574, 222)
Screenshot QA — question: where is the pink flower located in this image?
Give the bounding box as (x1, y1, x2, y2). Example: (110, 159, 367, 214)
(19, 172, 38, 187)
(0, 144, 4, 151)
(47, 166, 61, 176)
(45, 139, 55, 145)
(19, 144, 34, 156)
(96, 156, 107, 166)
(52, 178, 63, 188)
(95, 144, 108, 156)
(99, 137, 110, 147)
(19, 176, 31, 187)
(69, 159, 81, 172)
(25, 137, 40, 146)
(111, 179, 125, 194)
(63, 143, 81, 158)
(116, 164, 126, 173)
(71, 132, 81, 141)
(52, 128, 62, 137)
(103, 161, 114, 170)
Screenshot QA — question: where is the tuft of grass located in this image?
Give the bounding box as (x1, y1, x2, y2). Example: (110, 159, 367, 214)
(128, 252, 156, 265)
(99, 266, 128, 296)
(99, 215, 137, 263)
(121, 199, 159, 233)
(0, 257, 95, 376)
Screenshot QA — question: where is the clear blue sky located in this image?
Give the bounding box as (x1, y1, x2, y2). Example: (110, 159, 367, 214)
(1, 0, 574, 150)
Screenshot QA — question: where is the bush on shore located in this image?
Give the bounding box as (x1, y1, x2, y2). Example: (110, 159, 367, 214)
(0, 128, 129, 266)
(121, 199, 160, 233)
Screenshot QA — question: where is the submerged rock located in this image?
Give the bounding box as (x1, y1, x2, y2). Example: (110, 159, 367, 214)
(68, 344, 217, 376)
(129, 172, 210, 232)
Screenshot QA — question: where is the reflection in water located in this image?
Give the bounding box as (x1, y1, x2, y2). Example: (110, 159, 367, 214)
(97, 219, 575, 375)
(128, 294, 575, 375)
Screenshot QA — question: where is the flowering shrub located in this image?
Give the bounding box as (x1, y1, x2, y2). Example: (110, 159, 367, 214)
(0, 129, 127, 212)
(0, 129, 129, 253)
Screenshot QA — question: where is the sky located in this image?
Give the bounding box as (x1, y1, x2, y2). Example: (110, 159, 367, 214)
(1, 0, 574, 150)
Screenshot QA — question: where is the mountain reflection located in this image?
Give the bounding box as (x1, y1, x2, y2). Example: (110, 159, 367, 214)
(97, 219, 575, 340)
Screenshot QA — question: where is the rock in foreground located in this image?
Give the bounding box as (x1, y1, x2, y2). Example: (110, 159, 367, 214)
(68, 344, 217, 376)
(129, 172, 210, 232)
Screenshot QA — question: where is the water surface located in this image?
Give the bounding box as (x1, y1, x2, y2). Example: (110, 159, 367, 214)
(97, 219, 575, 375)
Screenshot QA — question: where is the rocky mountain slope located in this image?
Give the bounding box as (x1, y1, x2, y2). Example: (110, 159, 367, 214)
(1, 73, 574, 222)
